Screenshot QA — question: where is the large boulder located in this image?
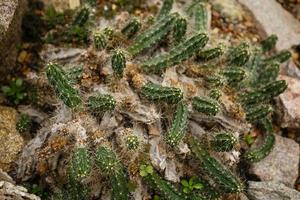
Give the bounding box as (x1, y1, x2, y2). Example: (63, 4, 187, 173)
(0, 0, 27, 81)
(239, 0, 300, 51)
(249, 134, 299, 187)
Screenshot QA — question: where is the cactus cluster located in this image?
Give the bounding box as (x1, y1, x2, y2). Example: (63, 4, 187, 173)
(16, 114, 32, 133)
(40, 1, 292, 199)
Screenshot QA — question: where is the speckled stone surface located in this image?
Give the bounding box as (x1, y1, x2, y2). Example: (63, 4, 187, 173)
(0, 0, 27, 80)
(0, 106, 24, 172)
(249, 134, 299, 187)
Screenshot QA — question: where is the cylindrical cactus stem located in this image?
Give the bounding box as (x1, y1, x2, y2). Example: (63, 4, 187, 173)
(172, 16, 187, 44)
(227, 43, 251, 66)
(121, 18, 142, 39)
(205, 74, 226, 88)
(165, 101, 189, 147)
(257, 62, 280, 84)
(46, 63, 82, 108)
(192, 96, 220, 116)
(157, 0, 174, 20)
(69, 147, 91, 181)
(72, 7, 90, 26)
(142, 33, 209, 72)
(125, 135, 140, 150)
(240, 80, 287, 105)
(245, 104, 273, 123)
(128, 13, 179, 56)
(260, 34, 278, 52)
(95, 146, 129, 200)
(140, 165, 185, 200)
(210, 132, 237, 152)
(112, 50, 126, 78)
(263, 50, 291, 63)
(196, 44, 225, 62)
(103, 27, 114, 40)
(208, 89, 221, 100)
(195, 3, 209, 32)
(87, 94, 116, 116)
(189, 138, 243, 193)
(140, 83, 183, 104)
(244, 119, 275, 163)
(221, 67, 246, 83)
(93, 31, 107, 50)
(16, 114, 32, 133)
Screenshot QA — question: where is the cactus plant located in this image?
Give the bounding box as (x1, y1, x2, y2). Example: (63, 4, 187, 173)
(240, 80, 287, 105)
(16, 114, 32, 133)
(196, 44, 225, 62)
(166, 101, 189, 147)
(140, 83, 183, 104)
(128, 13, 179, 55)
(93, 31, 107, 50)
(88, 94, 116, 116)
(210, 132, 237, 152)
(227, 43, 251, 66)
(125, 135, 140, 150)
(69, 147, 91, 180)
(260, 34, 278, 52)
(46, 63, 82, 108)
(112, 50, 126, 78)
(257, 62, 280, 84)
(157, 0, 174, 20)
(190, 138, 243, 193)
(95, 146, 129, 200)
(121, 18, 142, 39)
(208, 89, 221, 100)
(192, 96, 220, 116)
(195, 3, 209, 32)
(173, 16, 188, 44)
(263, 50, 291, 63)
(245, 105, 273, 123)
(73, 8, 89, 26)
(142, 33, 209, 72)
(222, 67, 246, 83)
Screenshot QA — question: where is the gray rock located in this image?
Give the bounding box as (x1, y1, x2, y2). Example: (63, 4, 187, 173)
(0, 181, 40, 200)
(239, 0, 300, 51)
(0, 0, 27, 80)
(247, 181, 300, 200)
(249, 134, 299, 187)
(278, 75, 300, 129)
(281, 60, 300, 79)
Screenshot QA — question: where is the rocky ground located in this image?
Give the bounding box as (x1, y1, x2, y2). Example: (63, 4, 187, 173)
(1, 0, 300, 200)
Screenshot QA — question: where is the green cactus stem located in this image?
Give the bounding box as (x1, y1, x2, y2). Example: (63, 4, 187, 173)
(87, 94, 116, 116)
(195, 3, 209, 32)
(244, 119, 275, 163)
(69, 147, 91, 180)
(166, 101, 189, 147)
(125, 135, 140, 150)
(245, 105, 273, 123)
(208, 89, 221, 100)
(192, 96, 220, 116)
(260, 34, 278, 52)
(142, 33, 209, 72)
(16, 114, 32, 133)
(140, 83, 183, 104)
(257, 62, 280, 84)
(190, 138, 243, 193)
(196, 44, 225, 62)
(227, 43, 251, 66)
(210, 132, 237, 152)
(240, 80, 287, 105)
(95, 146, 129, 200)
(140, 165, 186, 200)
(157, 0, 174, 20)
(93, 31, 107, 50)
(128, 13, 179, 55)
(112, 50, 126, 78)
(73, 8, 89, 26)
(46, 63, 82, 108)
(263, 50, 291, 63)
(121, 18, 142, 39)
(205, 74, 226, 88)
(173, 16, 187, 44)
(222, 67, 246, 83)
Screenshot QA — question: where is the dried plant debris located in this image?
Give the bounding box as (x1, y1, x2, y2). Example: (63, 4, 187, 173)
(11, 0, 293, 200)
